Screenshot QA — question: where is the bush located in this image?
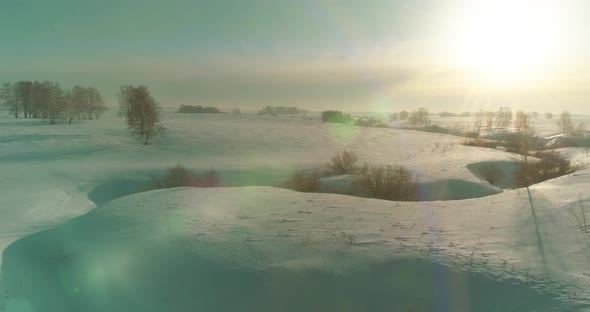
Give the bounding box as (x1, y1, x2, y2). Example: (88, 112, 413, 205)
(500, 132, 538, 155)
(153, 164, 219, 189)
(514, 151, 575, 187)
(478, 163, 504, 185)
(284, 170, 321, 192)
(462, 138, 498, 149)
(354, 165, 417, 201)
(329, 150, 359, 174)
(322, 110, 352, 124)
(502, 133, 523, 153)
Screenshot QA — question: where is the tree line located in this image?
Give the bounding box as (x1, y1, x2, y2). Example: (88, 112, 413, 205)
(0, 81, 106, 124)
(0, 81, 162, 144)
(177, 105, 221, 114)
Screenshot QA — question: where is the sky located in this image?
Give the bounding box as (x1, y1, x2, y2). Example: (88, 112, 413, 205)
(1, 0, 590, 113)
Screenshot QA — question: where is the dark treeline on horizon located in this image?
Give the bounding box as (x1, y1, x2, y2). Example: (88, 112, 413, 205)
(177, 105, 221, 114)
(0, 81, 107, 124)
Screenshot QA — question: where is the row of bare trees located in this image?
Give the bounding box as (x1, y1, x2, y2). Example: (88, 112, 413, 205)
(0, 81, 106, 124)
(0, 81, 162, 144)
(471, 108, 585, 137)
(474, 107, 514, 131)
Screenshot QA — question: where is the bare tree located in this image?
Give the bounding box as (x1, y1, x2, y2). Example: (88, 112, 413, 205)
(484, 111, 494, 131)
(474, 110, 484, 132)
(30, 81, 42, 118)
(14, 81, 33, 118)
(0, 83, 18, 118)
(495, 107, 512, 130)
(559, 111, 574, 134)
(118, 85, 161, 144)
(66, 86, 84, 123)
(46, 82, 66, 124)
(514, 111, 528, 132)
(408, 108, 430, 126)
(68, 85, 106, 121)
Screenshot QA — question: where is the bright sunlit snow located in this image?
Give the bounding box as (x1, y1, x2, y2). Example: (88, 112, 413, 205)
(1, 111, 590, 311)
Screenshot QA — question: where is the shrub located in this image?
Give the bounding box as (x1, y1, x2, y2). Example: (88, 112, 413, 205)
(153, 164, 219, 189)
(329, 150, 359, 174)
(462, 138, 498, 149)
(284, 170, 321, 192)
(514, 151, 575, 187)
(353, 165, 417, 201)
(478, 163, 504, 185)
(502, 133, 521, 153)
(501, 132, 537, 155)
(322, 110, 352, 124)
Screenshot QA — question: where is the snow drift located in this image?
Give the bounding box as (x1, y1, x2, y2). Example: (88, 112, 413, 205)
(2, 182, 590, 311)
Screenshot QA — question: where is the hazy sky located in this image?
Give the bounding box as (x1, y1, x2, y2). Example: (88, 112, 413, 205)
(2, 0, 590, 113)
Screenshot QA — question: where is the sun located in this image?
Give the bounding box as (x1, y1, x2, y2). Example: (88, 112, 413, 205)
(444, 0, 566, 86)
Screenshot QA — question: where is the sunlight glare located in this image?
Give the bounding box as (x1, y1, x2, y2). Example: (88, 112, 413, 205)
(445, 0, 566, 86)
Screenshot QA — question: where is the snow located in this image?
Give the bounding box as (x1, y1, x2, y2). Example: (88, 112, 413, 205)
(1, 110, 590, 310)
(2, 181, 590, 310)
(0, 111, 521, 263)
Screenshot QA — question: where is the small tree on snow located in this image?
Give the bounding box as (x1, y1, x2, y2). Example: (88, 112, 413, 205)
(118, 85, 161, 144)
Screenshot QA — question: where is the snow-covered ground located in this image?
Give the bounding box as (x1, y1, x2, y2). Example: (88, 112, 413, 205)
(0, 111, 522, 262)
(1, 110, 590, 311)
